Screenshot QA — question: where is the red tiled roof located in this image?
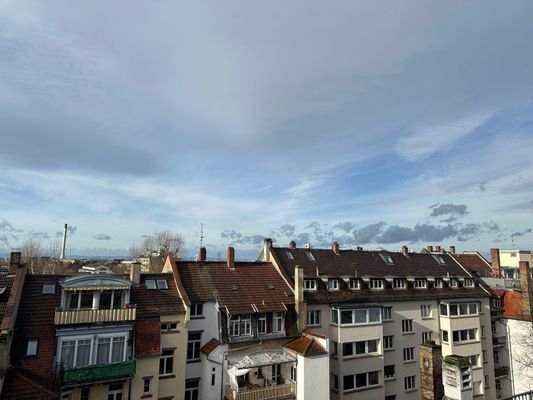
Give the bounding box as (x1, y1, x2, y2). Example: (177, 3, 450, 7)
(135, 318, 161, 357)
(284, 336, 327, 357)
(177, 261, 294, 314)
(452, 253, 492, 277)
(131, 273, 186, 317)
(200, 338, 220, 355)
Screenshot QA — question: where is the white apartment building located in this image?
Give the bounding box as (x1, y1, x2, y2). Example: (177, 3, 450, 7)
(262, 240, 497, 400)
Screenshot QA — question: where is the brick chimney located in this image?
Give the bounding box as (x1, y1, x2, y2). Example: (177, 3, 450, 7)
(435, 245, 442, 253)
(332, 241, 340, 255)
(427, 245, 434, 252)
(449, 246, 456, 254)
(294, 265, 307, 333)
(491, 248, 501, 277)
(402, 245, 409, 257)
(9, 251, 21, 269)
(289, 240, 296, 249)
(199, 247, 206, 262)
(130, 262, 141, 285)
(263, 238, 272, 262)
(519, 261, 533, 316)
(419, 342, 444, 400)
(227, 247, 235, 269)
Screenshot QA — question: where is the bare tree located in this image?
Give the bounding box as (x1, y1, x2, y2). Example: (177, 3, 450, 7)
(45, 238, 63, 259)
(21, 237, 43, 273)
(129, 230, 185, 272)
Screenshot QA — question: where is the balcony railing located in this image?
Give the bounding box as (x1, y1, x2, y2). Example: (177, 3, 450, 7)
(495, 366, 509, 378)
(493, 336, 506, 348)
(62, 360, 135, 385)
(55, 306, 136, 325)
(225, 383, 295, 400)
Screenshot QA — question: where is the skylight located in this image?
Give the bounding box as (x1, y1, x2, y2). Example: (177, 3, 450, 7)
(379, 253, 394, 265)
(286, 251, 294, 260)
(145, 280, 157, 290)
(306, 251, 315, 261)
(42, 284, 55, 294)
(433, 255, 447, 265)
(157, 280, 168, 289)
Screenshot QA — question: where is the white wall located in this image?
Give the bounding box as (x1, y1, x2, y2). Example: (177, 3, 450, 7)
(296, 353, 329, 400)
(507, 318, 533, 394)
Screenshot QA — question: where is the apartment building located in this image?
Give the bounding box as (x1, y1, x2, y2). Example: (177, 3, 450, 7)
(163, 247, 330, 400)
(261, 240, 496, 400)
(460, 248, 533, 397)
(0, 264, 189, 400)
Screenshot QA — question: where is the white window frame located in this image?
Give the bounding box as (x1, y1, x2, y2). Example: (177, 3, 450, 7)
(273, 312, 284, 333)
(328, 279, 339, 291)
(383, 335, 394, 350)
(414, 279, 427, 289)
(304, 279, 316, 291)
(434, 278, 443, 288)
(95, 333, 128, 364)
(404, 375, 416, 390)
(403, 347, 415, 362)
(369, 279, 383, 290)
(258, 313, 267, 334)
(159, 350, 174, 376)
(401, 319, 414, 333)
(187, 332, 202, 361)
(422, 331, 432, 343)
(349, 279, 361, 290)
(464, 278, 475, 288)
(393, 279, 406, 289)
(384, 365, 395, 380)
(306, 310, 320, 326)
(382, 306, 392, 321)
(343, 339, 379, 358)
(420, 304, 432, 318)
(190, 303, 203, 317)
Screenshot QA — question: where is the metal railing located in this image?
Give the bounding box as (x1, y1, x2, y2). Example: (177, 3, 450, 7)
(502, 391, 533, 400)
(55, 306, 136, 325)
(494, 366, 509, 378)
(225, 383, 295, 400)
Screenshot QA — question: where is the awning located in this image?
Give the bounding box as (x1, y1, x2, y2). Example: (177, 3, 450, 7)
(228, 350, 295, 369)
(63, 286, 128, 291)
(229, 367, 251, 377)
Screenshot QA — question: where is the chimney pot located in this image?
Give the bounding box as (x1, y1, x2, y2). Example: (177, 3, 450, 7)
(9, 251, 21, 268)
(449, 246, 456, 254)
(227, 247, 235, 269)
(263, 238, 272, 262)
(130, 262, 141, 285)
(435, 245, 442, 252)
(427, 245, 434, 252)
(401, 245, 409, 256)
(199, 247, 206, 262)
(491, 248, 501, 277)
(332, 241, 340, 255)
(289, 240, 296, 249)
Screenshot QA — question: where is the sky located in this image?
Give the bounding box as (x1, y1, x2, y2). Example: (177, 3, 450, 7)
(1, 1, 533, 259)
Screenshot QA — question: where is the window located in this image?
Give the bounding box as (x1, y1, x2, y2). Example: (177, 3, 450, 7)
(380, 253, 394, 264)
(26, 340, 38, 356)
(414, 279, 427, 289)
(442, 302, 478, 317)
(403, 347, 415, 362)
(422, 331, 432, 343)
(433, 255, 446, 265)
(335, 307, 381, 326)
(273, 312, 284, 333)
(440, 303, 448, 316)
(305, 251, 315, 261)
(272, 364, 282, 384)
(468, 354, 479, 367)
(461, 367, 471, 389)
(434, 278, 443, 288)
(258, 313, 266, 334)
(493, 350, 499, 363)
(80, 388, 90, 400)
(42, 284, 55, 294)
(159, 350, 174, 376)
(286, 251, 294, 260)
(307, 310, 320, 326)
(481, 326, 485, 337)
(393, 279, 406, 289)
(190, 304, 203, 317)
(449, 278, 458, 288)
(385, 396, 396, 400)
(442, 330, 449, 342)
(382, 307, 392, 321)
(331, 308, 339, 324)
(157, 280, 168, 289)
(304, 279, 316, 290)
(187, 332, 202, 361)
(420, 304, 432, 318)
(384, 365, 395, 380)
(342, 340, 379, 357)
(464, 278, 475, 287)
(184, 379, 199, 400)
(330, 341, 338, 357)
(485, 375, 489, 389)
(108, 383, 123, 400)
(229, 315, 252, 337)
(452, 329, 477, 343)
(496, 380, 501, 391)
(211, 367, 216, 386)
(60, 338, 91, 368)
(290, 365, 297, 382)
(474, 381, 482, 395)
(491, 321, 497, 334)
(143, 378, 151, 394)
(482, 350, 487, 363)
(349, 279, 361, 290)
(401, 319, 413, 333)
(161, 322, 178, 333)
(145, 280, 156, 290)
(328, 279, 339, 290)
(96, 336, 126, 364)
(332, 373, 338, 391)
(383, 335, 394, 350)
(343, 371, 380, 391)
(369, 279, 383, 289)
(404, 375, 416, 390)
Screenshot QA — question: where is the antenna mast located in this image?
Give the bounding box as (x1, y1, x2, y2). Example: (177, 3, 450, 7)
(199, 223, 204, 248)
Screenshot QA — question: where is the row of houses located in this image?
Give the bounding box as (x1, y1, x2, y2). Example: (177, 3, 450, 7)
(0, 243, 530, 400)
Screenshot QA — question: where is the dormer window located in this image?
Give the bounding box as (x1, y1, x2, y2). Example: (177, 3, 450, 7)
(432, 255, 447, 265)
(393, 279, 406, 289)
(349, 279, 361, 290)
(434, 278, 443, 288)
(449, 278, 458, 288)
(464, 278, 475, 288)
(369, 279, 383, 290)
(146, 279, 168, 290)
(328, 279, 339, 291)
(304, 279, 316, 290)
(379, 253, 394, 265)
(414, 279, 427, 289)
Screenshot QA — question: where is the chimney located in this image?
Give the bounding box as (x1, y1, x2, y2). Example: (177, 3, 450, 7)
(519, 261, 533, 316)
(294, 265, 307, 333)
(449, 246, 456, 254)
(9, 251, 21, 269)
(435, 245, 442, 253)
(402, 245, 409, 257)
(289, 241, 296, 249)
(227, 247, 235, 269)
(263, 238, 272, 262)
(332, 241, 340, 255)
(60, 223, 68, 260)
(356, 246, 363, 251)
(419, 342, 444, 400)
(491, 248, 501, 277)
(130, 262, 141, 285)
(199, 247, 206, 262)
(427, 245, 434, 252)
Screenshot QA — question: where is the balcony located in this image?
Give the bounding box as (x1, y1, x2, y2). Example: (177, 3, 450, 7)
(225, 383, 295, 400)
(55, 306, 136, 325)
(62, 360, 135, 385)
(494, 366, 509, 379)
(493, 336, 506, 348)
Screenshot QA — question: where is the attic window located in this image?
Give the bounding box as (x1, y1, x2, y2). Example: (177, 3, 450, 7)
(304, 279, 316, 290)
(433, 255, 447, 265)
(379, 253, 394, 265)
(328, 279, 339, 291)
(157, 280, 168, 289)
(305, 251, 315, 261)
(0, 287, 6, 295)
(145, 280, 157, 290)
(267, 284, 275, 290)
(231, 284, 239, 291)
(464, 278, 475, 288)
(349, 279, 360, 290)
(286, 251, 294, 260)
(26, 340, 38, 357)
(42, 284, 55, 294)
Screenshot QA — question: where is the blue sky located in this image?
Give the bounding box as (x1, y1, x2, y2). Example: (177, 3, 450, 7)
(1, 1, 533, 258)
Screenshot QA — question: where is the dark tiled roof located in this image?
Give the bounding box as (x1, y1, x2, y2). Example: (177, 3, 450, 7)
(135, 318, 161, 357)
(200, 338, 220, 355)
(284, 335, 327, 357)
(0, 273, 15, 323)
(177, 261, 294, 314)
(452, 253, 492, 277)
(131, 273, 186, 317)
(1, 369, 58, 400)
